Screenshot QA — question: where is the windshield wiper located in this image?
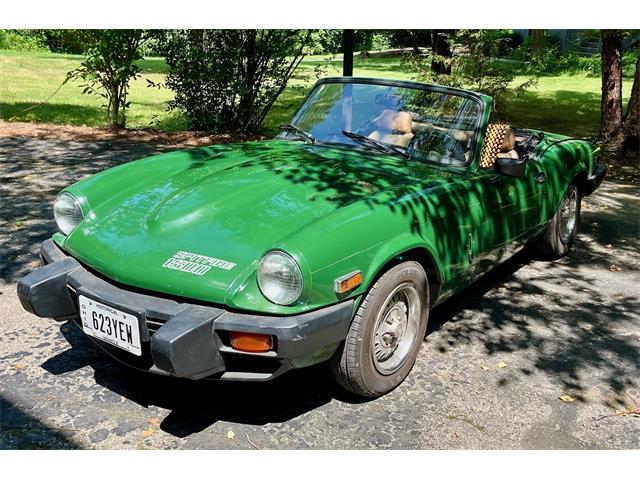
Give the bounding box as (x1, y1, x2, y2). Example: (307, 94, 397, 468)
(280, 124, 315, 144)
(341, 130, 408, 159)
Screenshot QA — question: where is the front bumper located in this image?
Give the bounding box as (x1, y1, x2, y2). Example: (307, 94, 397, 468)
(17, 239, 355, 381)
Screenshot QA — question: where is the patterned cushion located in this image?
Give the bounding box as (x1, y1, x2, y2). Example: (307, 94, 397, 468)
(479, 123, 510, 169)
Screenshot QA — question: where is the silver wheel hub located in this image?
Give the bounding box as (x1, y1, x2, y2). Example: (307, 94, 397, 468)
(372, 283, 421, 375)
(559, 187, 578, 244)
(375, 301, 407, 361)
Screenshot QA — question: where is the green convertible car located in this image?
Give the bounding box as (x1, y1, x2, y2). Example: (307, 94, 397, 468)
(18, 77, 605, 397)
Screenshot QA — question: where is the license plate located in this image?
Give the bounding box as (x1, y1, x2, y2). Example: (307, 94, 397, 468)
(78, 295, 142, 356)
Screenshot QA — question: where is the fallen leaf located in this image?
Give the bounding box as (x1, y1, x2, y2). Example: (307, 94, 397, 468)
(141, 426, 157, 439)
(15, 362, 26, 370)
(609, 264, 622, 272)
(227, 430, 236, 440)
(559, 395, 575, 403)
(148, 417, 160, 426)
(480, 365, 490, 371)
(496, 361, 508, 369)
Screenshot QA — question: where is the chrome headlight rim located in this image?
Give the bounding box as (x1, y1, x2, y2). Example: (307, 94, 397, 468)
(257, 250, 304, 306)
(53, 192, 84, 235)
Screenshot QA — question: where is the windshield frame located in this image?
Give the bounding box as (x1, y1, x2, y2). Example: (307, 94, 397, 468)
(282, 77, 489, 169)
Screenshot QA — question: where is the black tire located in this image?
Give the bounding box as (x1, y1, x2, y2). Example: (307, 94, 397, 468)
(536, 184, 581, 259)
(331, 261, 429, 398)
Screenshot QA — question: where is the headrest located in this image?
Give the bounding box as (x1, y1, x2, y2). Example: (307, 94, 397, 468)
(378, 109, 413, 134)
(480, 123, 515, 168)
(500, 127, 516, 152)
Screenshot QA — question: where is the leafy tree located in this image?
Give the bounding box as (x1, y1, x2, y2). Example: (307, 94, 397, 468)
(430, 29, 454, 74)
(0, 29, 48, 51)
(40, 29, 89, 54)
(408, 29, 534, 109)
(387, 30, 431, 54)
(67, 30, 145, 128)
(158, 29, 311, 133)
(530, 29, 547, 59)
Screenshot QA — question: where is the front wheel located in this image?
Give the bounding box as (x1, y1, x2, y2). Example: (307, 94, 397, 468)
(331, 261, 429, 398)
(536, 184, 581, 259)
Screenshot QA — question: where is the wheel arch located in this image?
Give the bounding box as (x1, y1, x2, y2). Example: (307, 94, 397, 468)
(572, 169, 589, 196)
(365, 242, 443, 307)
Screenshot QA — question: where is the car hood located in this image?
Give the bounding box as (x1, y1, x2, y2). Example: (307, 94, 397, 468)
(64, 140, 454, 304)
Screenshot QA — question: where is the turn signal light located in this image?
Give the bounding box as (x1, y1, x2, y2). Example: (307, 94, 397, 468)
(230, 332, 273, 353)
(335, 270, 362, 294)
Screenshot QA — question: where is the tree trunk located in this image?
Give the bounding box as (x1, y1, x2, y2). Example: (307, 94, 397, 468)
(109, 84, 120, 128)
(600, 30, 625, 160)
(623, 55, 640, 151)
(343, 30, 354, 77)
(431, 30, 453, 75)
(531, 29, 546, 59)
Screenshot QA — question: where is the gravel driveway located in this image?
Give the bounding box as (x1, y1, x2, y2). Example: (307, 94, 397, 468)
(1, 135, 639, 449)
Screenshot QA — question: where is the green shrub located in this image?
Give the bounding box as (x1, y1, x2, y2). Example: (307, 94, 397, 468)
(40, 30, 88, 54)
(67, 30, 145, 128)
(408, 29, 536, 110)
(159, 29, 311, 133)
(0, 29, 48, 51)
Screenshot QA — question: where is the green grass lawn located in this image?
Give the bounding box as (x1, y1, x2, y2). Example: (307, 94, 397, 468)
(0, 50, 183, 131)
(0, 50, 633, 139)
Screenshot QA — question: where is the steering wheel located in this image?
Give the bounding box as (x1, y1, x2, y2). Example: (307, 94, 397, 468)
(409, 128, 466, 162)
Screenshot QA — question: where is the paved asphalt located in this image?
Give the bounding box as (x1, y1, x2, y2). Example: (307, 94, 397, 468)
(1, 136, 639, 449)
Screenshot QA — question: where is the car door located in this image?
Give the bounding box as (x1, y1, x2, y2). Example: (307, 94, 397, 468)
(464, 170, 519, 274)
(506, 158, 548, 239)
(464, 159, 546, 273)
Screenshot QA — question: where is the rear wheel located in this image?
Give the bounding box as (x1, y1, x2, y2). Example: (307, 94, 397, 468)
(536, 184, 581, 259)
(331, 261, 429, 398)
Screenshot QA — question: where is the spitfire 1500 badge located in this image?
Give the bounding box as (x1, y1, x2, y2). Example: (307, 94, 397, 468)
(162, 251, 236, 276)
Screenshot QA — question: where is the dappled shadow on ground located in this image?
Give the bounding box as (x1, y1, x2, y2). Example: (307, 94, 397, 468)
(42, 320, 361, 438)
(0, 394, 79, 448)
(0, 136, 172, 282)
(428, 180, 640, 409)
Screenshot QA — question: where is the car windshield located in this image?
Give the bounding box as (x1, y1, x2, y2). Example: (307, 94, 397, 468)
(280, 80, 482, 167)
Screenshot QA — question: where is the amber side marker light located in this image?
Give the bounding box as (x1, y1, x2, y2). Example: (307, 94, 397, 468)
(230, 332, 273, 353)
(335, 270, 362, 294)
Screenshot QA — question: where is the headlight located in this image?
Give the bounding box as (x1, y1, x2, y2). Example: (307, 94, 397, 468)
(257, 251, 303, 305)
(53, 192, 84, 235)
